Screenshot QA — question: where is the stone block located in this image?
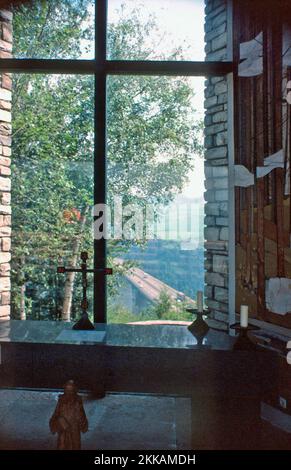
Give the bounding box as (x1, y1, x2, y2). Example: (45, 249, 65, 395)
(220, 227, 229, 240)
(214, 287, 228, 304)
(204, 190, 216, 202)
(204, 285, 213, 298)
(0, 135, 11, 146)
(205, 202, 220, 216)
(0, 305, 10, 317)
(0, 252, 10, 263)
(204, 123, 225, 136)
(0, 123, 12, 135)
(215, 189, 228, 201)
(1, 290, 10, 304)
(0, 39, 12, 52)
(0, 10, 13, 21)
(206, 49, 227, 61)
(2, 73, 12, 90)
(206, 146, 227, 160)
(212, 166, 228, 177)
(0, 50, 11, 59)
(1, 192, 10, 205)
(0, 156, 10, 166)
(0, 176, 10, 191)
(205, 23, 226, 42)
(205, 240, 228, 251)
(213, 177, 228, 189)
(215, 131, 228, 146)
(2, 237, 10, 251)
(204, 215, 215, 226)
(0, 109, 11, 123)
(204, 95, 218, 108)
(0, 165, 10, 176)
(0, 276, 10, 291)
(218, 92, 227, 104)
(210, 158, 228, 166)
(214, 81, 228, 95)
(0, 87, 11, 101)
(213, 254, 228, 274)
(0, 99, 11, 110)
(0, 226, 11, 236)
(2, 22, 12, 43)
(212, 111, 227, 123)
(212, 32, 227, 52)
(212, 11, 227, 28)
(205, 272, 225, 287)
(0, 204, 11, 214)
(206, 299, 221, 310)
(204, 226, 220, 241)
(2, 146, 11, 156)
(216, 217, 228, 226)
(204, 135, 213, 148)
(0, 262, 10, 275)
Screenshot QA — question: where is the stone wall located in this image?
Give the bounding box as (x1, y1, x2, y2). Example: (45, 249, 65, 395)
(0, 9, 12, 320)
(204, 0, 229, 324)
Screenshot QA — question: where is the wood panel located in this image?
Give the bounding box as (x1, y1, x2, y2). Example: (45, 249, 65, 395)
(234, 1, 291, 327)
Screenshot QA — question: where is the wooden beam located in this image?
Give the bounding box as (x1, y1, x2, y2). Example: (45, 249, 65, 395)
(0, 58, 234, 76)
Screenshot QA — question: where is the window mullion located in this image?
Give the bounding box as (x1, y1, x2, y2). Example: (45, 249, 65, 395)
(94, 0, 107, 323)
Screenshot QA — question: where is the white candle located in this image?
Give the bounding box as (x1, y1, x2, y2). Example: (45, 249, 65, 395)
(197, 291, 203, 313)
(240, 305, 248, 328)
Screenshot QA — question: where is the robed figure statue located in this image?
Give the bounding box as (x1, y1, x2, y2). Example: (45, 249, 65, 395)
(49, 380, 88, 450)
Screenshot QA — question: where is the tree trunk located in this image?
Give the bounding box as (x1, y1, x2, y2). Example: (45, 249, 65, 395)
(61, 208, 88, 322)
(20, 283, 26, 320)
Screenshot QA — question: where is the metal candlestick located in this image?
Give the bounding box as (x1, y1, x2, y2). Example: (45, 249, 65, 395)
(229, 323, 259, 351)
(186, 308, 210, 347)
(57, 251, 113, 330)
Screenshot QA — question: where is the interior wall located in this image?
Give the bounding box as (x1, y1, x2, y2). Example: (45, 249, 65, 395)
(233, 0, 291, 329)
(0, 9, 12, 321)
(204, 0, 230, 324)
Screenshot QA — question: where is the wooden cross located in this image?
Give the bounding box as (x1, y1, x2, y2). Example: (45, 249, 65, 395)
(57, 251, 113, 330)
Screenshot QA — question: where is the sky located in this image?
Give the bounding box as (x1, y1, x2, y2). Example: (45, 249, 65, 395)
(108, 0, 206, 200)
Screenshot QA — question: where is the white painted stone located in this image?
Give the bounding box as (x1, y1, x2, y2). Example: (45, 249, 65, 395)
(234, 165, 255, 187)
(240, 32, 263, 60)
(0, 88, 11, 101)
(239, 57, 263, 77)
(239, 33, 263, 77)
(266, 278, 291, 315)
(257, 149, 284, 178)
(0, 109, 11, 123)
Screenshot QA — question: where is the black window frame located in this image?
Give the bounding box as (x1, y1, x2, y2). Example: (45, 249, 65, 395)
(0, 0, 234, 323)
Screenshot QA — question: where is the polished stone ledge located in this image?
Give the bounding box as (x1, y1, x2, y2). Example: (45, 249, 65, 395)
(0, 319, 235, 350)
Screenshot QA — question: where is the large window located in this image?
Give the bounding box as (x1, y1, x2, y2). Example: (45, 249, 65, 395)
(4, 0, 232, 323)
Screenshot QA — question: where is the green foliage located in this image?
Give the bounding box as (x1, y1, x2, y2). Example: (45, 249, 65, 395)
(11, 1, 203, 322)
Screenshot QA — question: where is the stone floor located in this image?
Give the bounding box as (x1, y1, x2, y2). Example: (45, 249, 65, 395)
(1, 389, 291, 450)
(0, 389, 191, 450)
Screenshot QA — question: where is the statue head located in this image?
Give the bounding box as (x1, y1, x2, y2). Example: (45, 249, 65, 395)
(64, 380, 78, 397)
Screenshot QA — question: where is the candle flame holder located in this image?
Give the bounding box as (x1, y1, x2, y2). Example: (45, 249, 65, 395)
(186, 308, 210, 347)
(229, 323, 259, 351)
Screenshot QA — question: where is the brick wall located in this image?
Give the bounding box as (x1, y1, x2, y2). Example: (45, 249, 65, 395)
(204, 0, 229, 324)
(0, 9, 12, 320)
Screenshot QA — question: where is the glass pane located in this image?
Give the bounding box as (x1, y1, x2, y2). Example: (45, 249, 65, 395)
(11, 74, 94, 321)
(12, 0, 95, 59)
(107, 0, 206, 61)
(106, 75, 205, 323)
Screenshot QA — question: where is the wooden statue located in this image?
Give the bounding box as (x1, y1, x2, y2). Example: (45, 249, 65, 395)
(49, 380, 88, 450)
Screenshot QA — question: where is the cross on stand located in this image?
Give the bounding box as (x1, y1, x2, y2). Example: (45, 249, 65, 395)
(57, 251, 113, 330)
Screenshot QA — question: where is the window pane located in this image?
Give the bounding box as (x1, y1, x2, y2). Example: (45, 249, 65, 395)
(108, 0, 211, 61)
(12, 0, 95, 59)
(11, 74, 94, 321)
(106, 75, 205, 324)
